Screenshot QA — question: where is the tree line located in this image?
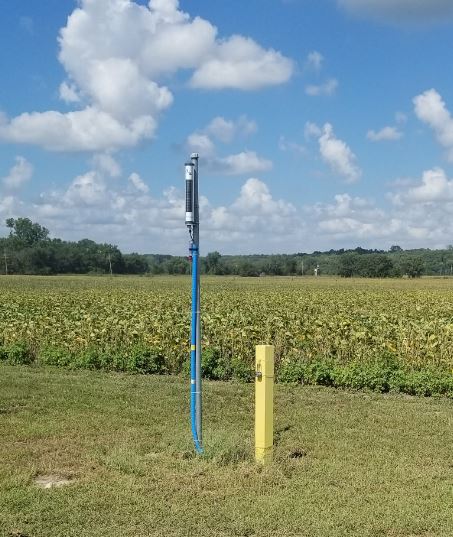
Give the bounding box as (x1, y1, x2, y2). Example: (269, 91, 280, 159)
(0, 218, 148, 275)
(1, 218, 453, 277)
(147, 246, 453, 278)
(147, 249, 427, 277)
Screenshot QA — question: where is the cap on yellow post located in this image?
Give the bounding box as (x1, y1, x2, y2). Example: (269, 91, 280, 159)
(255, 345, 274, 464)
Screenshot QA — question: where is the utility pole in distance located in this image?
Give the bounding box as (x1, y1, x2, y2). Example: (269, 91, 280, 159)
(3, 252, 8, 275)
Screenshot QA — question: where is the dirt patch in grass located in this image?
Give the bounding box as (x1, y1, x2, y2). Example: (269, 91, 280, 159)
(34, 474, 73, 489)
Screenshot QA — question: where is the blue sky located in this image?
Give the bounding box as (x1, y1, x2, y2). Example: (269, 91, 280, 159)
(1, 0, 453, 254)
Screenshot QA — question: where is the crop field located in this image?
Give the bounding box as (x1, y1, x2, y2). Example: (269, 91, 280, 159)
(1, 275, 453, 396)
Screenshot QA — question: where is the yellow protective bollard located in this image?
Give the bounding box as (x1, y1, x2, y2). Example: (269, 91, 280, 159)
(255, 345, 274, 464)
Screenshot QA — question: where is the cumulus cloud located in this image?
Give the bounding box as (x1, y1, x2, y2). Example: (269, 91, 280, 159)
(0, 0, 293, 153)
(367, 126, 403, 142)
(317, 123, 361, 183)
(189, 35, 293, 90)
(386, 168, 453, 243)
(206, 178, 300, 250)
(5, 164, 453, 252)
(186, 115, 257, 157)
(128, 172, 149, 193)
(390, 168, 453, 205)
(205, 116, 257, 143)
(186, 132, 216, 157)
(414, 89, 453, 161)
(13, 168, 296, 253)
(304, 121, 322, 140)
(305, 78, 338, 97)
(308, 193, 394, 239)
(232, 178, 294, 214)
(305, 167, 453, 247)
(92, 153, 122, 178)
(209, 152, 273, 176)
(185, 115, 268, 175)
(338, 0, 453, 23)
(1, 156, 33, 190)
(63, 171, 108, 206)
(59, 81, 81, 103)
(0, 107, 157, 152)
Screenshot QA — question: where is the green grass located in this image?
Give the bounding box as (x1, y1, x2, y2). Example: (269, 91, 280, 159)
(1, 365, 452, 537)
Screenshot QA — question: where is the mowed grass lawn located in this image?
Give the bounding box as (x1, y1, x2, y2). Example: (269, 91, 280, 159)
(1, 365, 452, 537)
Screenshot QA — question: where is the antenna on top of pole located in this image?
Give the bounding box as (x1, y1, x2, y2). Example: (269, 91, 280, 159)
(185, 153, 203, 453)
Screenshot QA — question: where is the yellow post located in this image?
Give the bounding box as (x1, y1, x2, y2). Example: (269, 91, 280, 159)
(255, 345, 274, 465)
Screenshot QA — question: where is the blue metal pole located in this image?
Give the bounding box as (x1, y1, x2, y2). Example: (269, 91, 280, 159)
(190, 242, 203, 453)
(192, 154, 202, 446)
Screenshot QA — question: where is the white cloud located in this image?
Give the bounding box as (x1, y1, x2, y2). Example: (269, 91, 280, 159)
(338, 0, 453, 23)
(2, 157, 33, 190)
(189, 35, 293, 90)
(128, 172, 149, 194)
(185, 116, 257, 158)
(92, 153, 122, 178)
(318, 123, 361, 183)
(232, 178, 295, 215)
(185, 115, 267, 175)
(304, 121, 322, 140)
(309, 168, 453, 248)
(367, 126, 403, 142)
(0, 195, 18, 216)
(278, 136, 307, 155)
(308, 193, 394, 238)
(206, 178, 300, 249)
(305, 78, 338, 97)
(0, 0, 293, 153)
(186, 132, 216, 157)
(306, 168, 453, 247)
(414, 89, 453, 161)
(210, 151, 273, 176)
(205, 117, 236, 143)
(0, 107, 157, 152)
(5, 164, 453, 253)
(391, 168, 453, 204)
(19, 169, 296, 253)
(205, 116, 257, 143)
(305, 51, 324, 72)
(186, 115, 257, 156)
(59, 81, 81, 103)
(63, 171, 107, 206)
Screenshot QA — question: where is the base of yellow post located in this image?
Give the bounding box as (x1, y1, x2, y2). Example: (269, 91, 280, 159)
(255, 446, 273, 465)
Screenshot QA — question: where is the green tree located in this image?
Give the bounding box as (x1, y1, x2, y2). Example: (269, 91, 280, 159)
(400, 256, 424, 278)
(359, 254, 394, 278)
(338, 253, 359, 277)
(6, 217, 49, 247)
(205, 251, 222, 274)
(124, 253, 149, 274)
